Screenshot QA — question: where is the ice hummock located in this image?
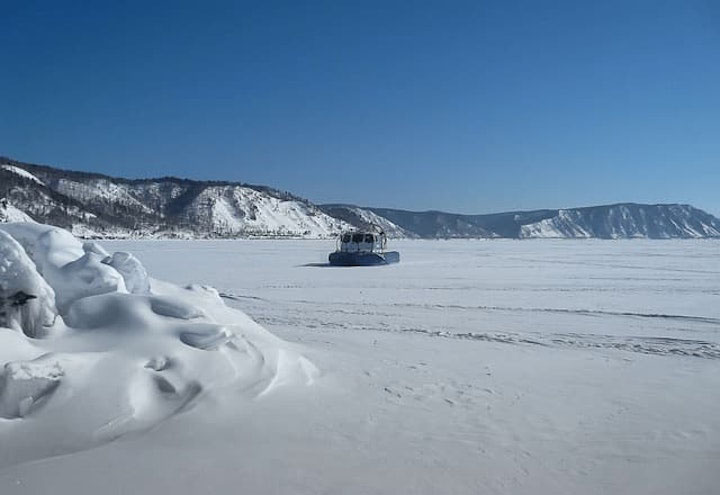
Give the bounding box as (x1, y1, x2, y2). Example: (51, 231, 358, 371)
(0, 221, 316, 467)
(0, 229, 57, 337)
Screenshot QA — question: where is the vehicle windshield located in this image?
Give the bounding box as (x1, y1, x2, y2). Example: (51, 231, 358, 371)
(352, 233, 364, 243)
(341, 234, 351, 243)
(364, 234, 375, 243)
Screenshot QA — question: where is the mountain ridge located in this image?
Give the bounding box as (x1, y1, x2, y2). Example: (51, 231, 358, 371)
(2, 156, 719, 239)
(1, 157, 348, 238)
(327, 202, 720, 239)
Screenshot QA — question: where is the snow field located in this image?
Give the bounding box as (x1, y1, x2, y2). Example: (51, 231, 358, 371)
(34, 237, 711, 495)
(0, 236, 718, 494)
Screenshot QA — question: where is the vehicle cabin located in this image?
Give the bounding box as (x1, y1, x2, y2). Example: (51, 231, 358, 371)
(339, 232, 385, 253)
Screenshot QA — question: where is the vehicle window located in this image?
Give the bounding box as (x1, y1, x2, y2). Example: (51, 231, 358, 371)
(342, 234, 351, 243)
(364, 234, 375, 243)
(352, 233, 364, 243)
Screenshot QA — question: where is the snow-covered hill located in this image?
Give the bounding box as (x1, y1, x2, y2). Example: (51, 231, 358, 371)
(518, 204, 720, 239)
(1, 165, 45, 185)
(364, 203, 720, 239)
(3, 157, 719, 239)
(319, 204, 414, 238)
(1, 158, 349, 238)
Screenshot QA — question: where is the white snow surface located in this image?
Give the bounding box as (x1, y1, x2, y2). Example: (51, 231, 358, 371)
(0, 237, 717, 494)
(0, 223, 316, 473)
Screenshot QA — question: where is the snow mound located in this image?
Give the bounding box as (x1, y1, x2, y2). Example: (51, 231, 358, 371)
(0, 230, 57, 337)
(0, 355, 64, 419)
(104, 251, 151, 294)
(0, 223, 127, 312)
(0, 222, 316, 467)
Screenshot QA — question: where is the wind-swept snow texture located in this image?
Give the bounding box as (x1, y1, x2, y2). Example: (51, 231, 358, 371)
(0, 222, 315, 469)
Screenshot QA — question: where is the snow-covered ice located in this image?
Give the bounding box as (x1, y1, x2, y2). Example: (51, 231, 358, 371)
(0, 234, 718, 494)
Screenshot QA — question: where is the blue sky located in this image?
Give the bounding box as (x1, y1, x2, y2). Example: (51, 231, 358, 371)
(1, 0, 719, 214)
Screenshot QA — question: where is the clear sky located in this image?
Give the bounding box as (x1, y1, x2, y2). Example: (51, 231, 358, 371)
(1, 0, 719, 215)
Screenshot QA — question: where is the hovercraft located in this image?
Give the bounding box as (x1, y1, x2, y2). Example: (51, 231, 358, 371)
(328, 227, 400, 266)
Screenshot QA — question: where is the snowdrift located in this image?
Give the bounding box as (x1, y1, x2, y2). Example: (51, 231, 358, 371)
(0, 222, 316, 467)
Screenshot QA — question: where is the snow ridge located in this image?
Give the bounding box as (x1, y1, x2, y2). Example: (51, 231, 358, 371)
(518, 204, 720, 239)
(319, 204, 414, 238)
(3, 157, 719, 239)
(365, 204, 720, 239)
(1, 165, 45, 185)
(1, 158, 350, 238)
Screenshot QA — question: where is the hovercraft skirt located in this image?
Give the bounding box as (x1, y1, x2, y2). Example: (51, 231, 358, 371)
(328, 251, 400, 266)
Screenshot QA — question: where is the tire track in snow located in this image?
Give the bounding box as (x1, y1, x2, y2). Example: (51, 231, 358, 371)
(262, 297, 720, 326)
(221, 294, 720, 359)
(251, 313, 720, 360)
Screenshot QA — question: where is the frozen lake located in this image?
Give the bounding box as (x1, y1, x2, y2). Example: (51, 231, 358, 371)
(2, 239, 719, 494)
(112, 238, 720, 358)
